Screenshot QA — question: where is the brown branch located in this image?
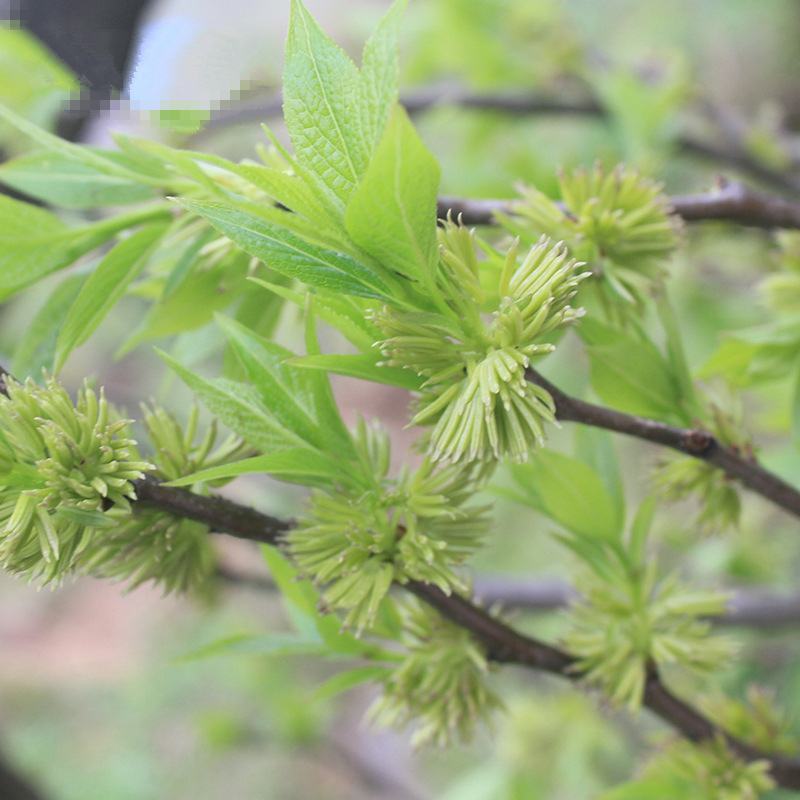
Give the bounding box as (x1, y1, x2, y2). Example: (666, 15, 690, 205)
(438, 179, 800, 229)
(218, 566, 800, 629)
(193, 87, 800, 195)
(526, 368, 800, 520)
(0, 747, 48, 800)
(130, 479, 800, 789)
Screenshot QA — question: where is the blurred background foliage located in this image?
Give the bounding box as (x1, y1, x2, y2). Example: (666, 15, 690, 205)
(0, 0, 799, 797)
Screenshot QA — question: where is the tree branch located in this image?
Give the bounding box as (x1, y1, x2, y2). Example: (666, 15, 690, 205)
(219, 567, 800, 629)
(526, 368, 800, 520)
(438, 179, 800, 229)
(194, 87, 800, 196)
(130, 479, 800, 789)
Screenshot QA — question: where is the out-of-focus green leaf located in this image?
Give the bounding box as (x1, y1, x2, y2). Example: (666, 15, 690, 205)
(0, 150, 156, 208)
(165, 449, 343, 489)
(54, 223, 168, 372)
(287, 353, 424, 390)
(511, 449, 623, 541)
(579, 318, 681, 420)
(12, 272, 85, 377)
(312, 665, 391, 702)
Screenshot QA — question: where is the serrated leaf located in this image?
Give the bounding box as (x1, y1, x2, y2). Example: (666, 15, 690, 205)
(288, 353, 423, 390)
(0, 150, 156, 208)
(359, 0, 406, 149)
(216, 315, 329, 451)
(178, 197, 390, 299)
(158, 351, 308, 453)
(284, 0, 370, 208)
(345, 105, 440, 284)
(54, 223, 168, 372)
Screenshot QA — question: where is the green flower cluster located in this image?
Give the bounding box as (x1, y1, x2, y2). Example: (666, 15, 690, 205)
(369, 600, 501, 747)
(0, 377, 152, 584)
(654, 401, 749, 532)
(375, 222, 587, 463)
(288, 420, 492, 632)
(85, 404, 251, 595)
(646, 737, 774, 799)
(564, 561, 734, 709)
(498, 164, 681, 314)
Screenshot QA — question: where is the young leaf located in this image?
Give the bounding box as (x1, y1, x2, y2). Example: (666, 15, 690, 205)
(158, 351, 309, 453)
(345, 105, 441, 284)
(164, 448, 345, 488)
(215, 315, 329, 451)
(283, 0, 369, 208)
(0, 150, 156, 209)
(359, 0, 406, 150)
(178, 197, 391, 299)
(312, 665, 392, 702)
(11, 273, 85, 377)
(288, 353, 424, 391)
(511, 449, 622, 541)
(54, 223, 168, 372)
(579, 318, 681, 420)
(0, 196, 170, 299)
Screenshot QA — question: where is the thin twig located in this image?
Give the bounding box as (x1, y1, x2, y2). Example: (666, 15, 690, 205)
(438, 179, 800, 229)
(193, 88, 800, 195)
(218, 567, 800, 629)
(526, 368, 800, 520)
(131, 479, 800, 790)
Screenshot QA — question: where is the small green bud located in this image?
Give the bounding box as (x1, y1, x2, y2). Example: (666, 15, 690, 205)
(499, 164, 681, 316)
(287, 420, 492, 632)
(368, 600, 502, 747)
(564, 563, 735, 710)
(0, 377, 153, 584)
(375, 226, 587, 463)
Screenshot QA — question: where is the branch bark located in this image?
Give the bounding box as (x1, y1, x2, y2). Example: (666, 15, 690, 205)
(526, 368, 800, 520)
(131, 479, 800, 790)
(195, 87, 800, 196)
(438, 179, 800, 230)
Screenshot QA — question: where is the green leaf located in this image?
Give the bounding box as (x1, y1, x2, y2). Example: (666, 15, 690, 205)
(12, 273, 85, 377)
(579, 319, 681, 420)
(158, 351, 309, 452)
(0, 102, 165, 187)
(262, 546, 394, 660)
(250, 278, 378, 351)
(165, 449, 345, 488)
(793, 360, 800, 448)
(284, 0, 370, 208)
(0, 196, 170, 299)
(510, 449, 622, 541)
(54, 223, 168, 372)
(179, 632, 331, 662)
(312, 665, 391, 702)
(178, 197, 390, 299)
(345, 105, 440, 283)
(216, 315, 329, 451)
(359, 0, 406, 150)
(288, 353, 423, 390)
(0, 150, 156, 208)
